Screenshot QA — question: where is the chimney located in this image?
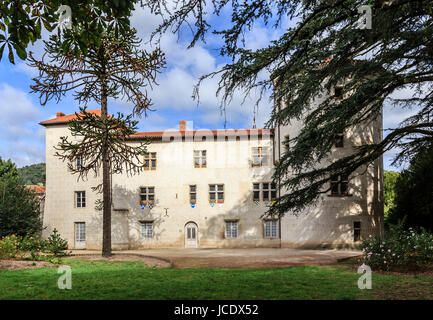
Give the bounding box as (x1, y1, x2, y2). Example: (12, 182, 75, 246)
(56, 112, 65, 117)
(179, 120, 186, 132)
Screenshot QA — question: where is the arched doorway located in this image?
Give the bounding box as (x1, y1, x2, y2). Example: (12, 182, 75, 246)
(185, 222, 198, 248)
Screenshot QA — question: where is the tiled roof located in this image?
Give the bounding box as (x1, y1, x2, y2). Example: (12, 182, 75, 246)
(129, 128, 273, 139)
(39, 109, 103, 125)
(40, 111, 273, 138)
(25, 185, 46, 194)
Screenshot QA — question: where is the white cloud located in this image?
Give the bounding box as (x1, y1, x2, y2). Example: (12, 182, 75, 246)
(0, 83, 44, 167)
(130, 4, 274, 129)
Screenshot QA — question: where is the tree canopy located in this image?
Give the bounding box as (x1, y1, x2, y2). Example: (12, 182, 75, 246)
(18, 163, 46, 186)
(384, 170, 400, 220)
(29, 26, 165, 256)
(0, 0, 139, 63)
(0, 157, 42, 238)
(387, 144, 433, 231)
(142, 0, 433, 216)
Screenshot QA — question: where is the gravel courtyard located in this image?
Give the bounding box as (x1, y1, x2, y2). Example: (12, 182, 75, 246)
(70, 248, 362, 269)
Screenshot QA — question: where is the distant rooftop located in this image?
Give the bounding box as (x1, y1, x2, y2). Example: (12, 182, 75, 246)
(25, 185, 46, 194)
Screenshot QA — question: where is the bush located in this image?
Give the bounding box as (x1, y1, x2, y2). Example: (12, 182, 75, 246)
(0, 234, 21, 259)
(20, 234, 47, 260)
(361, 224, 433, 271)
(46, 229, 68, 257)
(0, 229, 68, 260)
(0, 158, 42, 238)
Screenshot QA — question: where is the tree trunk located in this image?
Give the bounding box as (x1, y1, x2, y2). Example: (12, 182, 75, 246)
(101, 78, 112, 257)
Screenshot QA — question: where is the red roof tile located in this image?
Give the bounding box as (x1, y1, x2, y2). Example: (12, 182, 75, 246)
(40, 109, 103, 125)
(25, 185, 46, 194)
(40, 111, 273, 138)
(129, 128, 273, 139)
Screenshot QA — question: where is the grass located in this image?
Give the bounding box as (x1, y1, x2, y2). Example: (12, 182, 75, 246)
(1, 259, 433, 299)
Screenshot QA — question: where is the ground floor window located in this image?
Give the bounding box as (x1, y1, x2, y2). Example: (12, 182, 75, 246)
(75, 222, 86, 242)
(354, 221, 361, 242)
(264, 220, 278, 238)
(140, 221, 153, 239)
(225, 221, 238, 239)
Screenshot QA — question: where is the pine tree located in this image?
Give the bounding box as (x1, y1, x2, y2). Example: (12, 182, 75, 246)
(29, 27, 165, 256)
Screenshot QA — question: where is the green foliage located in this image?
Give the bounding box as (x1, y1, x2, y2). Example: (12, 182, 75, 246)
(387, 144, 433, 231)
(143, 0, 433, 216)
(0, 156, 19, 181)
(0, 158, 42, 238)
(20, 234, 47, 260)
(2, 259, 433, 299)
(384, 170, 400, 220)
(45, 228, 68, 257)
(0, 230, 68, 260)
(361, 224, 433, 271)
(29, 24, 165, 257)
(18, 163, 46, 186)
(0, 0, 139, 64)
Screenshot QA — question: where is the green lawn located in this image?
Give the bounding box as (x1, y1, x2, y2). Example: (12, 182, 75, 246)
(1, 259, 433, 299)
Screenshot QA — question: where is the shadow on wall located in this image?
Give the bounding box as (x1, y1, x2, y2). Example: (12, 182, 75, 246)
(286, 118, 383, 249)
(83, 122, 383, 250)
(84, 184, 166, 250)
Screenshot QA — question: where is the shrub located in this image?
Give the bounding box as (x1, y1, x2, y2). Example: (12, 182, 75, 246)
(362, 224, 433, 271)
(0, 234, 21, 259)
(46, 229, 68, 257)
(20, 234, 47, 260)
(0, 157, 42, 238)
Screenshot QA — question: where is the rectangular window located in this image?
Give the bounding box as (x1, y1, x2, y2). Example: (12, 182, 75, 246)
(354, 221, 361, 242)
(264, 220, 278, 238)
(225, 221, 238, 239)
(144, 152, 157, 170)
(140, 222, 153, 239)
(252, 147, 269, 167)
(194, 150, 207, 168)
(75, 222, 86, 242)
(209, 184, 224, 203)
(253, 182, 277, 201)
(140, 187, 155, 204)
(76, 156, 83, 170)
(190, 185, 197, 203)
(253, 183, 260, 201)
(75, 191, 86, 208)
(330, 174, 349, 196)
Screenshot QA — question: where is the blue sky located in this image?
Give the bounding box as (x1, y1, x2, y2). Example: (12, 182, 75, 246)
(0, 4, 410, 171)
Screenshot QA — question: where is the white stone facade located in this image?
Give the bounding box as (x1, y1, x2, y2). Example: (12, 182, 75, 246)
(41, 106, 383, 250)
